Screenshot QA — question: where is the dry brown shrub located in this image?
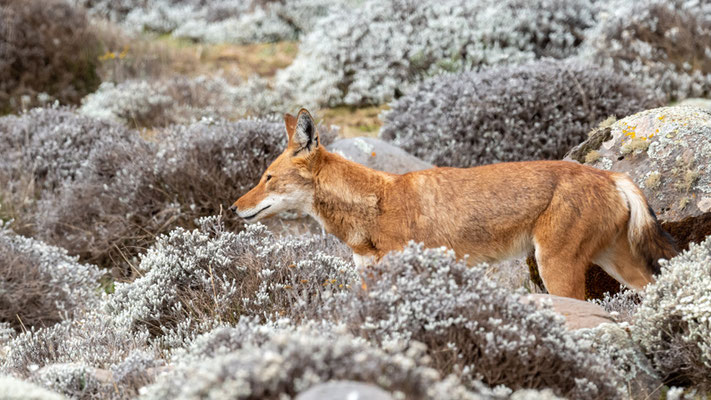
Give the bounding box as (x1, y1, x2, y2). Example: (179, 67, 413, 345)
(0, 0, 101, 112)
(0, 242, 62, 330)
(0, 228, 102, 331)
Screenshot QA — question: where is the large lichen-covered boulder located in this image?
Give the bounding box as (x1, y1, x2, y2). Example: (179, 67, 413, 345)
(566, 106, 711, 249)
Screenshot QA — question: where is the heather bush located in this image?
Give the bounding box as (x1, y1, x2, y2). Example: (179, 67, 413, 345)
(0, 227, 102, 331)
(332, 243, 622, 399)
(630, 236, 711, 390)
(0, 106, 137, 202)
(143, 320, 505, 400)
(0, 0, 101, 113)
(79, 81, 173, 127)
(592, 290, 641, 324)
(34, 363, 104, 399)
(31, 133, 162, 272)
(79, 75, 283, 127)
(582, 0, 711, 101)
(0, 375, 67, 400)
(77, 0, 252, 34)
(576, 324, 660, 398)
(78, 0, 354, 44)
(380, 59, 660, 167)
(276, 0, 600, 107)
(22, 113, 306, 272)
(107, 216, 355, 335)
(0, 306, 158, 400)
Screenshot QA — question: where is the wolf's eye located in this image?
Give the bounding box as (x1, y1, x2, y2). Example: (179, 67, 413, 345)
(266, 174, 272, 182)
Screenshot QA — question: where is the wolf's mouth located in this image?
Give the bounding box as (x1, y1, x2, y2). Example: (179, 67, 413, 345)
(243, 205, 271, 220)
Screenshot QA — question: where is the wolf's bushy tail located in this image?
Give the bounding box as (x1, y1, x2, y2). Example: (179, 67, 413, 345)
(614, 175, 678, 275)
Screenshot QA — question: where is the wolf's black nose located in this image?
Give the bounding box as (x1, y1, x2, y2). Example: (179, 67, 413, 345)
(229, 204, 237, 213)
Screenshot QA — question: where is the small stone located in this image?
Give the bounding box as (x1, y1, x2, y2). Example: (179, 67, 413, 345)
(295, 381, 393, 400)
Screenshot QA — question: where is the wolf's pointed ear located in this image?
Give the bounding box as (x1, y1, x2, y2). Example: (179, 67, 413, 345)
(284, 113, 297, 141)
(291, 108, 319, 155)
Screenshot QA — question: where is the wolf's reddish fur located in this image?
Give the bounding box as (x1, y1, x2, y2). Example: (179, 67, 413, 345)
(232, 109, 677, 299)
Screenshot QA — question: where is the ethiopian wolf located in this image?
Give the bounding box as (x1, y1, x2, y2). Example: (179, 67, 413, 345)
(231, 109, 677, 299)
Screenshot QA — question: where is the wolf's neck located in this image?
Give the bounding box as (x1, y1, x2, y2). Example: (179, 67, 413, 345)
(309, 150, 392, 255)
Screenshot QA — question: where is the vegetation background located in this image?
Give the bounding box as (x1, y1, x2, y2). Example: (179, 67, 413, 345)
(1, 0, 710, 399)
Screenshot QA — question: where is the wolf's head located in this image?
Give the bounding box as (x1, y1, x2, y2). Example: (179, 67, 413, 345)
(231, 108, 321, 221)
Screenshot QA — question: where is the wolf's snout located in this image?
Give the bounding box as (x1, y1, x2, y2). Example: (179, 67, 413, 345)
(229, 204, 238, 213)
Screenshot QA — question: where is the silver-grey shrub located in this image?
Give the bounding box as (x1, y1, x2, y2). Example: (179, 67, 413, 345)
(79, 75, 283, 128)
(332, 243, 622, 399)
(171, 0, 358, 44)
(107, 216, 355, 335)
(0, 375, 67, 400)
(28, 115, 298, 272)
(379, 59, 661, 167)
(1, 309, 156, 399)
(581, 0, 711, 101)
(142, 320, 496, 400)
(0, 227, 102, 331)
(29, 119, 160, 272)
(77, 0, 354, 44)
(630, 236, 711, 390)
(277, 0, 600, 107)
(0, 106, 137, 218)
(0, 0, 101, 112)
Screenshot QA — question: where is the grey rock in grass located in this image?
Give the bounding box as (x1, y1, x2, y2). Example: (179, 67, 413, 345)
(296, 381, 393, 400)
(328, 137, 433, 174)
(521, 294, 615, 330)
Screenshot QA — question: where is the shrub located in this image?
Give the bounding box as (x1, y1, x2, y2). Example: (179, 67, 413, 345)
(79, 81, 173, 127)
(576, 324, 660, 398)
(581, 0, 711, 101)
(33, 363, 104, 399)
(77, 0, 251, 34)
(0, 106, 136, 198)
(0, 309, 156, 395)
(78, 0, 353, 44)
(0, 0, 101, 113)
(0, 227, 102, 331)
(630, 236, 711, 390)
(79, 75, 283, 127)
(12, 111, 310, 272)
(107, 217, 355, 335)
(0, 375, 67, 400)
(591, 290, 641, 324)
(332, 243, 622, 399)
(276, 0, 600, 107)
(379, 59, 660, 167)
(142, 320, 500, 400)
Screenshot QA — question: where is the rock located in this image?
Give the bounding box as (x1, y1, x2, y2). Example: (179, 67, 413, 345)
(295, 381, 393, 400)
(521, 294, 616, 330)
(328, 137, 433, 174)
(565, 106, 711, 250)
